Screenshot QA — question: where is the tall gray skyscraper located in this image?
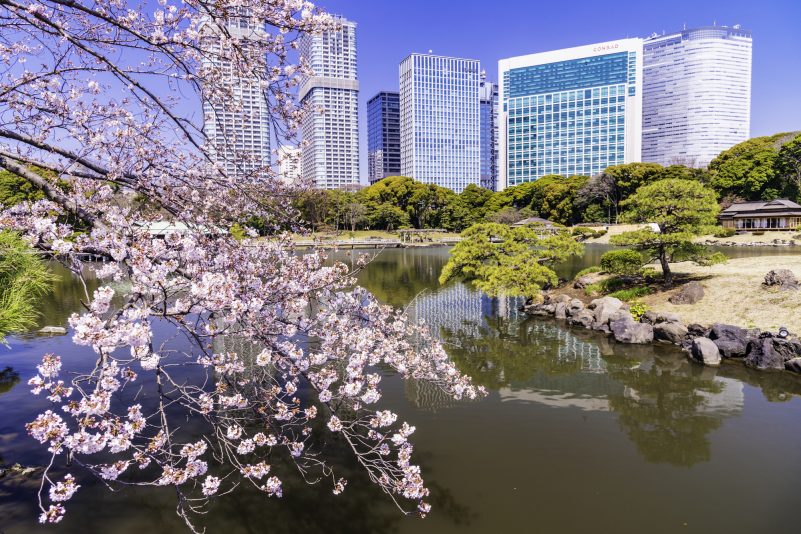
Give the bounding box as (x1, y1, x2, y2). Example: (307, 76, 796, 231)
(298, 17, 360, 189)
(367, 91, 401, 184)
(201, 16, 271, 177)
(642, 26, 752, 167)
(399, 53, 481, 193)
(479, 76, 499, 191)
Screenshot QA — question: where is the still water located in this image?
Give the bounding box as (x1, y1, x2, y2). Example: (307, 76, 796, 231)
(2, 246, 801, 534)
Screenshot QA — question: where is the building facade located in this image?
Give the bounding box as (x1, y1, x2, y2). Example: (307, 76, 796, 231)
(498, 39, 643, 189)
(479, 77, 499, 191)
(298, 17, 360, 189)
(719, 199, 801, 231)
(201, 17, 271, 177)
(367, 91, 401, 184)
(399, 53, 481, 193)
(642, 26, 752, 168)
(277, 146, 301, 185)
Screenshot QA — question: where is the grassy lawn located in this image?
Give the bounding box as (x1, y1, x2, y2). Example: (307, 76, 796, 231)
(640, 256, 801, 331)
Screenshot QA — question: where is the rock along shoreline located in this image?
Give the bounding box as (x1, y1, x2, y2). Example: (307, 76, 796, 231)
(524, 294, 801, 376)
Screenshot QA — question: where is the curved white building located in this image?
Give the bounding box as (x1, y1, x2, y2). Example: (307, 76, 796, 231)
(642, 26, 752, 167)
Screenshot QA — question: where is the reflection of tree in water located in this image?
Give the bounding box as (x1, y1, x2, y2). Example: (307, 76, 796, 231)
(0, 366, 19, 395)
(605, 356, 730, 467)
(345, 248, 447, 308)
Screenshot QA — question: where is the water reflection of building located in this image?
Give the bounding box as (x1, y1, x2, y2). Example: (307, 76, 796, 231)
(526, 322, 606, 374)
(407, 283, 523, 341)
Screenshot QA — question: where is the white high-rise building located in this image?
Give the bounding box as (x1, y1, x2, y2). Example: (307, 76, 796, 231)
(399, 53, 481, 193)
(201, 16, 271, 177)
(298, 17, 360, 189)
(642, 26, 752, 167)
(499, 39, 643, 189)
(277, 146, 301, 185)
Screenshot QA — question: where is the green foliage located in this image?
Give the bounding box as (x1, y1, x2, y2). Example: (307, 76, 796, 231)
(628, 302, 649, 321)
(708, 132, 798, 201)
(713, 227, 736, 238)
(600, 249, 644, 275)
(584, 276, 628, 297)
(527, 174, 589, 225)
(439, 223, 583, 301)
(639, 267, 661, 282)
(608, 286, 654, 302)
(229, 223, 246, 241)
(611, 179, 720, 283)
(573, 266, 601, 279)
(779, 133, 801, 200)
(0, 231, 55, 343)
(0, 169, 46, 207)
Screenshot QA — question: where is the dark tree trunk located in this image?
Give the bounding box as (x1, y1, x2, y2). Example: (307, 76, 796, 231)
(659, 249, 673, 285)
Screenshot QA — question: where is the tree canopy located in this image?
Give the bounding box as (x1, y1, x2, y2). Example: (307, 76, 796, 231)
(439, 223, 583, 301)
(610, 179, 722, 283)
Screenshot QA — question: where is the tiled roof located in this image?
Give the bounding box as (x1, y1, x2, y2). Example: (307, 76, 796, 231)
(720, 199, 801, 217)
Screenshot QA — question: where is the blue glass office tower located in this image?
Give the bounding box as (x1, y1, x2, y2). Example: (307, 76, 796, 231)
(479, 77, 499, 191)
(367, 91, 401, 184)
(498, 39, 643, 189)
(400, 53, 481, 193)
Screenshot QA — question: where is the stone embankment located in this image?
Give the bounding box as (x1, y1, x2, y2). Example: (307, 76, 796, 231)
(698, 238, 798, 247)
(525, 294, 801, 376)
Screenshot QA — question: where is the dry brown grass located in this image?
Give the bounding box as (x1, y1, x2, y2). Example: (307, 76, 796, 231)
(641, 256, 801, 331)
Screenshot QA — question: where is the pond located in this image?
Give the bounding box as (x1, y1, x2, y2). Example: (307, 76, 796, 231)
(2, 245, 801, 534)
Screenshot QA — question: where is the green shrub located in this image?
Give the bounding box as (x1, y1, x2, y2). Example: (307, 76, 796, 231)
(629, 302, 649, 321)
(713, 227, 736, 238)
(584, 276, 628, 296)
(608, 286, 654, 301)
(600, 249, 644, 275)
(573, 265, 601, 279)
(639, 267, 660, 281)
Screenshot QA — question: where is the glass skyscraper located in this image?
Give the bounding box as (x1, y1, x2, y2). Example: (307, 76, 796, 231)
(399, 53, 481, 193)
(498, 39, 643, 189)
(479, 77, 499, 191)
(298, 17, 360, 189)
(367, 91, 401, 184)
(201, 16, 271, 178)
(642, 26, 752, 168)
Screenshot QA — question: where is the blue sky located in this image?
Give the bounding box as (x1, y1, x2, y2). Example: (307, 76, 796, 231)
(322, 0, 801, 183)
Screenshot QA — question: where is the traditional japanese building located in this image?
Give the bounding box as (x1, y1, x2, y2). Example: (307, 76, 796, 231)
(719, 199, 801, 231)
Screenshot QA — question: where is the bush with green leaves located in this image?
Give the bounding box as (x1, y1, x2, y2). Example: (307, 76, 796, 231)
(629, 302, 649, 321)
(600, 249, 644, 275)
(713, 227, 736, 238)
(0, 231, 55, 344)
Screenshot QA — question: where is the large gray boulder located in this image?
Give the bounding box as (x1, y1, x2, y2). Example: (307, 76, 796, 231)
(669, 281, 705, 305)
(786, 358, 801, 374)
(588, 296, 624, 327)
(689, 337, 721, 366)
(554, 301, 568, 320)
(610, 318, 654, 344)
(708, 323, 749, 357)
(526, 302, 555, 316)
(573, 275, 594, 289)
(654, 322, 688, 344)
(551, 294, 572, 304)
(569, 309, 595, 328)
(745, 337, 801, 370)
(567, 299, 585, 316)
(763, 269, 799, 291)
